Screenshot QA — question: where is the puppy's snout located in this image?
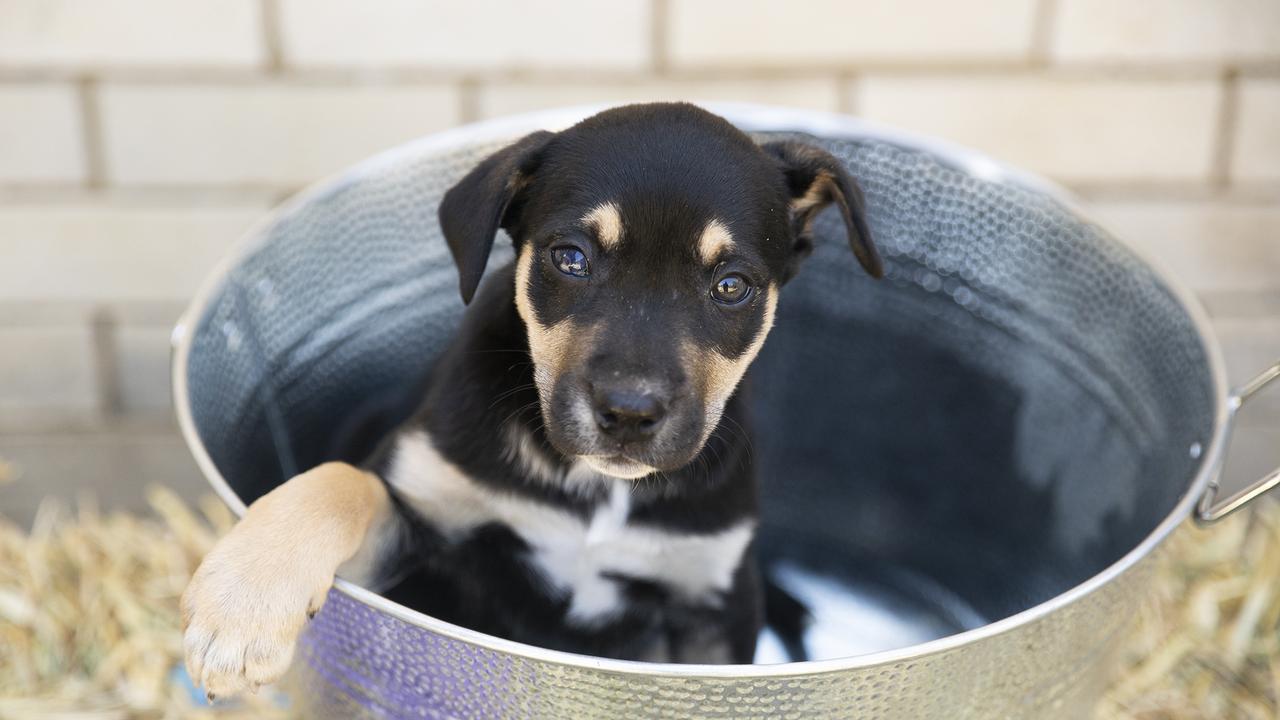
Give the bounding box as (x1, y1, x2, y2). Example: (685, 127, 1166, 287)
(593, 387, 667, 443)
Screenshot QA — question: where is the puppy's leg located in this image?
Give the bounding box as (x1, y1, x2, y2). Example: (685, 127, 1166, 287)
(181, 462, 395, 699)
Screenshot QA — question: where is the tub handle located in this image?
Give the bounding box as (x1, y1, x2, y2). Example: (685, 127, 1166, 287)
(1195, 360, 1280, 524)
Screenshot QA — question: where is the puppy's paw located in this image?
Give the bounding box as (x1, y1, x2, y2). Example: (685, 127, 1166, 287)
(181, 533, 333, 699)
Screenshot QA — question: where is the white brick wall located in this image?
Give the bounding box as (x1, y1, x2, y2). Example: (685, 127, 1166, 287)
(668, 0, 1039, 68)
(0, 433, 208, 519)
(1214, 317, 1280, 426)
(0, 204, 265, 301)
(1233, 80, 1280, 184)
(279, 0, 650, 71)
(116, 325, 173, 413)
(0, 0, 1275, 514)
(477, 78, 841, 118)
(99, 84, 461, 186)
(1086, 200, 1280, 295)
(0, 0, 263, 69)
(0, 323, 97, 426)
(0, 84, 84, 183)
(1052, 0, 1280, 65)
(1220, 424, 1280, 497)
(1217, 316, 1280, 384)
(857, 76, 1222, 184)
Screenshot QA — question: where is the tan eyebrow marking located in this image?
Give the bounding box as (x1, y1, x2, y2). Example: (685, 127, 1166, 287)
(697, 218, 736, 265)
(583, 202, 624, 250)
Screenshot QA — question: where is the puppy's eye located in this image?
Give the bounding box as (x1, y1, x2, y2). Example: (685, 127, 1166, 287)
(550, 246, 590, 278)
(711, 274, 752, 305)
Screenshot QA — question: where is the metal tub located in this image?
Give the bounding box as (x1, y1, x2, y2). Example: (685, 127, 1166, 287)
(171, 104, 1279, 719)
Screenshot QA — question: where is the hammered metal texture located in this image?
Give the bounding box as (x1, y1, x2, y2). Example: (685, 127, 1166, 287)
(289, 555, 1151, 719)
(181, 115, 1215, 719)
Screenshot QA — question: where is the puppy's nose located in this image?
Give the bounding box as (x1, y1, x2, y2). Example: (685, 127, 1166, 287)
(593, 388, 667, 443)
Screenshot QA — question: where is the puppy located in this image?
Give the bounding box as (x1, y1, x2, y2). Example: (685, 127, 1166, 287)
(181, 102, 881, 698)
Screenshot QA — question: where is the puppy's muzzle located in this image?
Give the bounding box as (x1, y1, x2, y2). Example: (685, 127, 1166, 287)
(592, 384, 668, 445)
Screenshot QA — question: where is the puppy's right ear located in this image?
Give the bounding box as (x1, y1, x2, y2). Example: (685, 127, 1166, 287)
(438, 131, 554, 304)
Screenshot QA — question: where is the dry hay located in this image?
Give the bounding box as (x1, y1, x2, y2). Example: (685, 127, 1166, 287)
(0, 475, 1276, 719)
(0, 487, 290, 719)
(1099, 500, 1280, 719)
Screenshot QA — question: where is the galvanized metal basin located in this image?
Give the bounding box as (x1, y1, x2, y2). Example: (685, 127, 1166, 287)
(172, 104, 1278, 719)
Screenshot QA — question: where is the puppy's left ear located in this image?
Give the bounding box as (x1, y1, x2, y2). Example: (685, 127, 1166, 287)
(762, 140, 883, 280)
(439, 130, 555, 304)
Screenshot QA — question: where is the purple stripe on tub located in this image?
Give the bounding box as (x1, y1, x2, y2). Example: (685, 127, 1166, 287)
(298, 589, 525, 719)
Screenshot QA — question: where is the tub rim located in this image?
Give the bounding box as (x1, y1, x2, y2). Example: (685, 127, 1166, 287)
(170, 102, 1230, 679)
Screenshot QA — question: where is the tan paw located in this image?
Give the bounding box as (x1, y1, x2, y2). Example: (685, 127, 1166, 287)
(180, 532, 333, 700)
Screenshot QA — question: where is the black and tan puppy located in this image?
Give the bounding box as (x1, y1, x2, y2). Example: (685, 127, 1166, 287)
(181, 103, 881, 698)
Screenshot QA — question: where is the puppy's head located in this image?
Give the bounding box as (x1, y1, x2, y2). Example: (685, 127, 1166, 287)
(439, 103, 880, 479)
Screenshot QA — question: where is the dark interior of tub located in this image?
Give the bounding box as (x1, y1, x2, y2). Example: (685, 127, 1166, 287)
(182, 131, 1216, 661)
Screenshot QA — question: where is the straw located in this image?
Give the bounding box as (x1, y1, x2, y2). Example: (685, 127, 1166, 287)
(1098, 501, 1280, 719)
(0, 483, 292, 720)
(1, 468, 1276, 718)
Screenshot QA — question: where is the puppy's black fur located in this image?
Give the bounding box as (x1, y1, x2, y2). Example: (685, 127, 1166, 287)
(361, 103, 879, 663)
(367, 262, 762, 661)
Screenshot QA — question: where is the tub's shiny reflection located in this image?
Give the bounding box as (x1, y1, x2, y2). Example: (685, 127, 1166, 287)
(175, 105, 1219, 718)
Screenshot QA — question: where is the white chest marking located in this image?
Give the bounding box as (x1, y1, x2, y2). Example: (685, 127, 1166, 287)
(386, 431, 755, 624)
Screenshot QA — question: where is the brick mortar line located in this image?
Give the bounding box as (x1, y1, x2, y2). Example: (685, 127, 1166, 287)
(6, 187, 1267, 206)
(4, 63, 1277, 86)
(466, 71, 851, 88)
(0, 185, 282, 205)
(0, 300, 189, 325)
(0, 67, 265, 83)
(1029, 0, 1058, 68)
(0, 424, 187, 441)
(76, 77, 106, 189)
(1076, 189, 1280, 206)
(1, 68, 851, 85)
(1201, 291, 1280, 320)
(837, 74, 858, 115)
(3, 181, 1279, 204)
(650, 0, 669, 75)
(260, 0, 286, 74)
(457, 77, 480, 124)
(1211, 69, 1241, 190)
(0, 181, 308, 196)
(0, 185, 277, 201)
(1070, 182, 1280, 202)
(89, 305, 123, 418)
